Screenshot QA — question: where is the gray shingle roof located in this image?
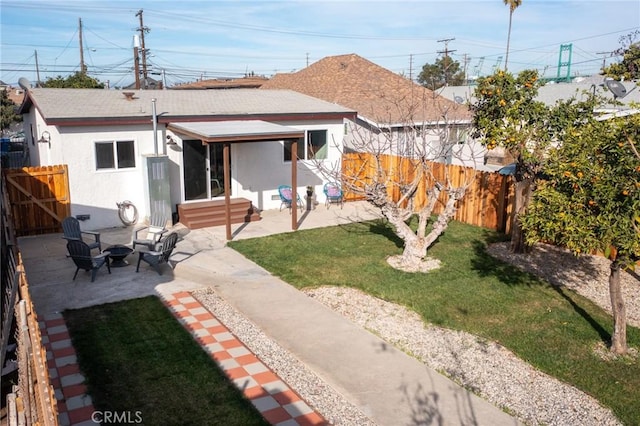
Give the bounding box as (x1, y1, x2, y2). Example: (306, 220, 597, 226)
(439, 80, 640, 107)
(24, 88, 355, 122)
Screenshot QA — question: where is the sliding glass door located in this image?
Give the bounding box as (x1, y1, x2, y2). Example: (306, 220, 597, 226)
(183, 140, 231, 201)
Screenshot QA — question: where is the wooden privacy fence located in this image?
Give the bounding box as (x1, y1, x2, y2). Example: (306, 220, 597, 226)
(342, 153, 515, 233)
(2, 176, 59, 425)
(3, 165, 70, 237)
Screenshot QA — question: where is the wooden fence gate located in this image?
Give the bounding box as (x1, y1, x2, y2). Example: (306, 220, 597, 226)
(2, 165, 70, 236)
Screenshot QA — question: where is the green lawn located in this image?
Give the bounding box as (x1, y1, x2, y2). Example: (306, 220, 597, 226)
(228, 218, 640, 425)
(63, 296, 269, 426)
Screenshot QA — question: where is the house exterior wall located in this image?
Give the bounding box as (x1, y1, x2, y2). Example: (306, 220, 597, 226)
(232, 119, 345, 211)
(26, 116, 346, 230)
(25, 108, 173, 229)
(166, 118, 346, 212)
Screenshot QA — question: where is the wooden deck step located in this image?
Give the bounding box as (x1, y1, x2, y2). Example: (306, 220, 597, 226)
(177, 198, 261, 230)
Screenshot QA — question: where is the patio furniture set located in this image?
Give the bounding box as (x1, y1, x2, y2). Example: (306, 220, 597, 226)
(277, 182, 344, 214)
(61, 215, 177, 282)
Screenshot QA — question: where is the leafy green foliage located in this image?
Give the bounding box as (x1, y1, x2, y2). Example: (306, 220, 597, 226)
(1, 90, 21, 131)
(417, 56, 465, 90)
(471, 70, 553, 176)
(522, 113, 640, 267)
(41, 71, 105, 88)
(603, 31, 640, 81)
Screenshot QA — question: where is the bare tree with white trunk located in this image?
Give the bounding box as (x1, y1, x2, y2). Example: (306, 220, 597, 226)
(313, 92, 482, 272)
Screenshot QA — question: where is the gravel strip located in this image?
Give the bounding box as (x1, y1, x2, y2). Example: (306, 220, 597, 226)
(304, 286, 621, 426)
(192, 242, 638, 426)
(192, 288, 376, 426)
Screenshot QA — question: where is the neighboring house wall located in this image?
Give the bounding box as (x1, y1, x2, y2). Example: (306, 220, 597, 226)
(261, 54, 485, 168)
(344, 118, 487, 170)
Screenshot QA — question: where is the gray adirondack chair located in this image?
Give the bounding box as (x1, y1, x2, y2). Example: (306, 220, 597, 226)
(66, 240, 111, 282)
(62, 216, 101, 252)
(136, 232, 178, 275)
(132, 212, 168, 250)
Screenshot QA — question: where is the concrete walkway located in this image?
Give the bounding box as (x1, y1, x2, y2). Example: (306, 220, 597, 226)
(18, 202, 519, 426)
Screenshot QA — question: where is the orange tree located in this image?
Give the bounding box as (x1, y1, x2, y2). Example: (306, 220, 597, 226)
(522, 111, 640, 354)
(471, 69, 599, 253)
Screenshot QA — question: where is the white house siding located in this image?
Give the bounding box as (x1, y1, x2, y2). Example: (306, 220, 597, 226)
(20, 88, 354, 230)
(23, 107, 166, 229)
(58, 123, 158, 230)
(343, 119, 485, 168)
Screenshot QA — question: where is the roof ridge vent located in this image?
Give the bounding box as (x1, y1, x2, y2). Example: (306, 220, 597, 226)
(122, 91, 136, 100)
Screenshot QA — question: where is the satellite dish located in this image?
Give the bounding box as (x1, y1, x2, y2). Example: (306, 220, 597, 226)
(18, 77, 31, 92)
(454, 96, 464, 104)
(605, 80, 627, 99)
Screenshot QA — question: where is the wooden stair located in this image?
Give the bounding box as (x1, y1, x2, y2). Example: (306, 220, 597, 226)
(177, 198, 261, 230)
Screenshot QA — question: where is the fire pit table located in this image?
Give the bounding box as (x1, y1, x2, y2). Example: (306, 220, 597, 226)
(103, 244, 134, 267)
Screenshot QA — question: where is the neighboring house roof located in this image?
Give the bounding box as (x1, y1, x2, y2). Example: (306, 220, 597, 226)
(171, 76, 268, 90)
(20, 88, 356, 126)
(260, 53, 471, 126)
(123, 76, 163, 90)
(5, 86, 25, 106)
(439, 79, 640, 108)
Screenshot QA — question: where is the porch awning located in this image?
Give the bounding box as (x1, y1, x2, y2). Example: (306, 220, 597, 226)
(167, 120, 304, 143)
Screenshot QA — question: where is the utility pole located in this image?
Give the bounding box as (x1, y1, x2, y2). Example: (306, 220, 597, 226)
(306, 52, 309, 68)
(79, 18, 86, 74)
(596, 51, 610, 72)
(462, 53, 469, 85)
(133, 35, 141, 90)
(34, 50, 41, 87)
(409, 54, 413, 81)
(437, 38, 456, 86)
(136, 9, 150, 89)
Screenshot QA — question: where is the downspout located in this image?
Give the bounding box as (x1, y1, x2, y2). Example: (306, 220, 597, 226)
(151, 98, 158, 156)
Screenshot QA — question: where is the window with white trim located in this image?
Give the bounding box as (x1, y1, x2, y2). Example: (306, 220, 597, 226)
(95, 140, 136, 170)
(283, 130, 328, 161)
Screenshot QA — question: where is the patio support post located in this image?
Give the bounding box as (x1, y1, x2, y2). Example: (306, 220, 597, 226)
(223, 143, 232, 240)
(291, 139, 298, 230)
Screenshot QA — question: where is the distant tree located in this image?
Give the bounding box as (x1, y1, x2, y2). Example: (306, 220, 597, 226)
(41, 72, 104, 89)
(503, 0, 523, 71)
(522, 112, 640, 354)
(1, 90, 21, 132)
(602, 31, 640, 81)
(417, 56, 465, 90)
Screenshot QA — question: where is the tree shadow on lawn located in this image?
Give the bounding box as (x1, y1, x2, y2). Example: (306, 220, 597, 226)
(471, 231, 611, 344)
(553, 284, 611, 344)
(334, 218, 406, 250)
(470, 231, 601, 289)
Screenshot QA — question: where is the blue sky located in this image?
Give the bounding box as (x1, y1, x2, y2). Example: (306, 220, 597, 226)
(1, 0, 639, 88)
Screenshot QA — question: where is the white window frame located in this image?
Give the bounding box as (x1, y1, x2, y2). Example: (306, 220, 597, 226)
(94, 139, 136, 170)
(283, 129, 328, 162)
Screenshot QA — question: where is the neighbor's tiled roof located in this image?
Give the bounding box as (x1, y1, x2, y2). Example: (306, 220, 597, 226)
(260, 53, 471, 124)
(21, 88, 355, 123)
(171, 76, 269, 90)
